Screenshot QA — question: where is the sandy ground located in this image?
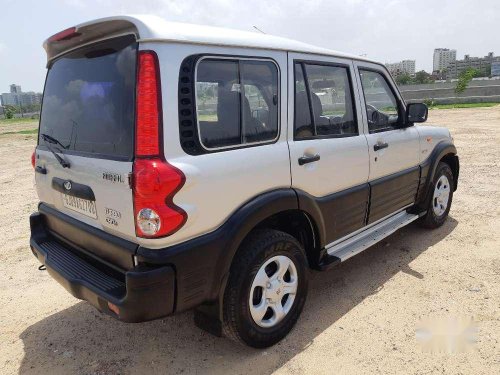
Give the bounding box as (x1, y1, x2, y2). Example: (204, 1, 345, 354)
(0, 107, 499, 375)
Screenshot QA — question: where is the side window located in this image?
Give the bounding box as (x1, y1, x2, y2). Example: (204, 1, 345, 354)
(294, 62, 357, 139)
(195, 58, 279, 149)
(359, 69, 401, 133)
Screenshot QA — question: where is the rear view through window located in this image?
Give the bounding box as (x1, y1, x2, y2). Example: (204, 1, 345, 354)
(359, 69, 401, 133)
(294, 62, 357, 139)
(195, 58, 279, 149)
(39, 35, 137, 160)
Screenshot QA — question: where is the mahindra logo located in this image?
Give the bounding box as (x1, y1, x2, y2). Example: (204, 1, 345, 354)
(63, 181, 72, 191)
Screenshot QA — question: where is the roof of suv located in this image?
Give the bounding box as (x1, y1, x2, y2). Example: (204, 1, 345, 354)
(44, 15, 378, 65)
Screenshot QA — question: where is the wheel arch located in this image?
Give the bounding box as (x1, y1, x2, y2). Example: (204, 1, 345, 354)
(416, 140, 459, 210)
(137, 188, 326, 313)
(221, 202, 324, 283)
(213, 193, 326, 304)
(440, 152, 459, 191)
(251, 209, 321, 269)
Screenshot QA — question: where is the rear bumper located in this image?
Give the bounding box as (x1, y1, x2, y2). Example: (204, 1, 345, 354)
(29, 211, 175, 322)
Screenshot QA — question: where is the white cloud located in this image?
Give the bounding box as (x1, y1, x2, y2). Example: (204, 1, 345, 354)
(0, 43, 6, 55)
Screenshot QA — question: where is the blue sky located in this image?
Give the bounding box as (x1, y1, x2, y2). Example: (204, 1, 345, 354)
(0, 0, 499, 93)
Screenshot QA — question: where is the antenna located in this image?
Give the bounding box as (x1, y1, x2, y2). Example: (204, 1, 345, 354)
(252, 26, 266, 34)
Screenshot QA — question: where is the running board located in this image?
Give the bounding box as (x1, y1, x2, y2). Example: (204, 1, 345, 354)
(318, 211, 419, 270)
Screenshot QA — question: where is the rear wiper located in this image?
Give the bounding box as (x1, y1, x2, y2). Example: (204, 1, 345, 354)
(41, 133, 68, 149)
(41, 133, 70, 168)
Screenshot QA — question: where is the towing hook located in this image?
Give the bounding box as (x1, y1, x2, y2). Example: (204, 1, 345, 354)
(38, 265, 46, 271)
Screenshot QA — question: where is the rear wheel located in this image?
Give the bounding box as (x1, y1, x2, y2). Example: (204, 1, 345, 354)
(419, 162, 454, 228)
(222, 229, 308, 348)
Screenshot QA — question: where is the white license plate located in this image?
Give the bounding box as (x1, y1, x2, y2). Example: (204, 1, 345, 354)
(62, 194, 98, 219)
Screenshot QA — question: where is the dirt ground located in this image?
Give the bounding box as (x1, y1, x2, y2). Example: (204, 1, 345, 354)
(0, 107, 499, 375)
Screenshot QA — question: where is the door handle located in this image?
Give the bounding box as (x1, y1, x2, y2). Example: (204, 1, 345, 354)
(35, 166, 47, 174)
(298, 154, 320, 165)
(374, 142, 389, 151)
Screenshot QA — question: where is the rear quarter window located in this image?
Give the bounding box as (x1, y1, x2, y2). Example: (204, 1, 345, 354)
(178, 56, 279, 154)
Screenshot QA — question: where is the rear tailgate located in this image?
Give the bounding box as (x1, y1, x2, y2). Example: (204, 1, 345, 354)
(35, 35, 138, 242)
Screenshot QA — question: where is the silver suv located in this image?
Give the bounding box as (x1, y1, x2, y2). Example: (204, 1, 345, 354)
(30, 15, 459, 348)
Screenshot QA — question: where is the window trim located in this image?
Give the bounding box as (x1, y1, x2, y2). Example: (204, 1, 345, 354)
(293, 59, 359, 141)
(193, 55, 281, 152)
(357, 67, 406, 134)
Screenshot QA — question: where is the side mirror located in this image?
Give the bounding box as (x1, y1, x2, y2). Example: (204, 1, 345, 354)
(406, 103, 428, 124)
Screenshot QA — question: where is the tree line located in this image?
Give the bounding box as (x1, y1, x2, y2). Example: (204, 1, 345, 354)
(396, 68, 483, 95)
(396, 66, 490, 87)
(2, 103, 41, 119)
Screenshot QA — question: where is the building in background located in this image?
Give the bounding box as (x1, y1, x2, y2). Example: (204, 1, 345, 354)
(0, 92, 18, 106)
(446, 52, 500, 79)
(490, 61, 500, 77)
(0, 84, 42, 107)
(10, 84, 22, 94)
(385, 59, 416, 77)
(433, 48, 457, 72)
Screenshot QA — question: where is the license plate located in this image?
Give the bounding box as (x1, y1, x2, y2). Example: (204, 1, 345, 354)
(62, 194, 98, 219)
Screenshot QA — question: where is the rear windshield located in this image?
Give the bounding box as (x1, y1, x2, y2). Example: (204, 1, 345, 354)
(39, 35, 137, 160)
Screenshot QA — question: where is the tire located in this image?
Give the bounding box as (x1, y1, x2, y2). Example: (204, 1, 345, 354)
(222, 229, 308, 348)
(419, 162, 454, 229)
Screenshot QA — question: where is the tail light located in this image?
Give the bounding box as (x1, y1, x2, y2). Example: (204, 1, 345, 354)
(136, 51, 160, 157)
(31, 150, 36, 169)
(133, 51, 187, 238)
(133, 159, 186, 237)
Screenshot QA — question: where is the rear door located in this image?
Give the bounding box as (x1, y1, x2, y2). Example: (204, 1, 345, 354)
(288, 53, 370, 244)
(35, 35, 138, 241)
(353, 62, 420, 223)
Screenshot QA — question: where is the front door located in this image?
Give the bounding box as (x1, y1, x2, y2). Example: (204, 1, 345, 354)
(354, 62, 421, 223)
(288, 53, 370, 244)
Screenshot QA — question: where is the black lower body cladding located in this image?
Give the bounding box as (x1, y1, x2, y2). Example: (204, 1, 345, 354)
(30, 210, 175, 322)
(30, 206, 217, 322)
(29, 189, 300, 321)
(27, 146, 460, 323)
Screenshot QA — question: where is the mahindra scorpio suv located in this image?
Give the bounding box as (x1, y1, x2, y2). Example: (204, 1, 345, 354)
(29, 15, 459, 348)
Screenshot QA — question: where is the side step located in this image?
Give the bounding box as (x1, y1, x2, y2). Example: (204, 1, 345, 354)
(318, 211, 419, 270)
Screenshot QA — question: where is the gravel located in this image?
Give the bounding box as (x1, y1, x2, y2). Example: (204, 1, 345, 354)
(0, 106, 499, 374)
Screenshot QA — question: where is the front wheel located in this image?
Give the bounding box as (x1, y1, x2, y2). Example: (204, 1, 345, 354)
(222, 229, 308, 348)
(419, 162, 454, 228)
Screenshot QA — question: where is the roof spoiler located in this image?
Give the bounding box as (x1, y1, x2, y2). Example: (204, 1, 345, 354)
(43, 15, 163, 65)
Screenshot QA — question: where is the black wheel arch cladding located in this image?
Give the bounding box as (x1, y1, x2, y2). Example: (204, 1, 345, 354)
(137, 188, 310, 311)
(417, 140, 459, 209)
